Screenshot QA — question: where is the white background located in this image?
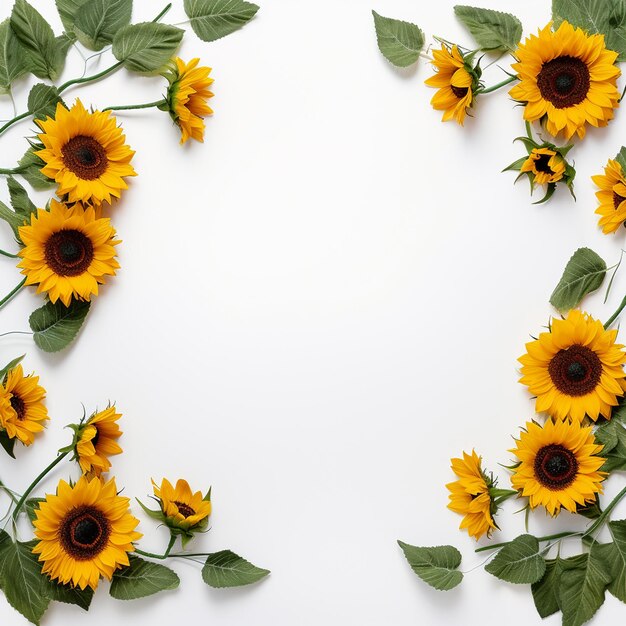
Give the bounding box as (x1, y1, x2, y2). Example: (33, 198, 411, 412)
(1, 0, 626, 624)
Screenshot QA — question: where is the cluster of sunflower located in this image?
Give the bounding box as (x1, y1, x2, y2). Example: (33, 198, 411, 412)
(0, 356, 268, 624)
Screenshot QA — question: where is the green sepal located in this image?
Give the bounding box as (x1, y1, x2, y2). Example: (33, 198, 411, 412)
(577, 496, 602, 520)
(0, 429, 16, 458)
(135, 497, 166, 522)
(502, 156, 528, 173)
(533, 183, 556, 205)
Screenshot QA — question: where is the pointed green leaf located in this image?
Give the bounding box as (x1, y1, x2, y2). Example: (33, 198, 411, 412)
(56, 0, 88, 32)
(485, 534, 546, 584)
(8, 176, 37, 220)
(27, 84, 62, 122)
(202, 550, 270, 588)
(18, 145, 55, 191)
(110, 556, 179, 600)
(0, 19, 29, 94)
(0, 198, 27, 241)
(0, 354, 24, 383)
(25, 498, 45, 524)
(0, 429, 16, 458)
(112, 22, 183, 73)
(29, 300, 91, 353)
(532, 556, 566, 618)
(372, 11, 424, 68)
(598, 419, 626, 472)
(183, 0, 259, 42)
(135, 497, 165, 521)
(454, 5, 522, 52)
(606, 520, 626, 602)
(616, 147, 626, 174)
(44, 579, 93, 610)
(550, 248, 607, 312)
(74, 0, 132, 51)
(397, 541, 462, 590)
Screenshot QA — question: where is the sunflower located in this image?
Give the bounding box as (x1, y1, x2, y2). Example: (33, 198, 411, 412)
(520, 147, 566, 185)
(75, 406, 122, 476)
(446, 450, 497, 540)
(163, 58, 214, 143)
(36, 99, 136, 205)
(519, 310, 626, 422)
(424, 45, 478, 125)
(152, 478, 212, 536)
(592, 158, 626, 234)
(509, 21, 620, 140)
(17, 199, 120, 307)
(0, 365, 48, 445)
(32, 476, 141, 590)
(510, 419, 606, 516)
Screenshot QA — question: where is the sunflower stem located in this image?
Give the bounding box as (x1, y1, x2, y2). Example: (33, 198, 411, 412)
(0, 481, 19, 505)
(57, 61, 125, 95)
(474, 531, 580, 553)
(11, 450, 70, 523)
(604, 295, 626, 329)
(583, 484, 626, 538)
(0, 278, 26, 311)
(0, 248, 18, 259)
(475, 74, 518, 95)
(135, 535, 176, 560)
(102, 99, 167, 113)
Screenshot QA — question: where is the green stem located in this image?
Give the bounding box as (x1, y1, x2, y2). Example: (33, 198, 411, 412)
(605, 295, 626, 329)
(0, 278, 26, 311)
(12, 451, 69, 523)
(0, 331, 32, 338)
(153, 3, 172, 23)
(0, 248, 18, 259)
(102, 99, 166, 113)
(583, 484, 626, 538)
(476, 75, 518, 95)
(475, 531, 580, 553)
(135, 535, 177, 560)
(170, 552, 213, 558)
(0, 111, 31, 138)
(57, 61, 124, 95)
(0, 481, 19, 505)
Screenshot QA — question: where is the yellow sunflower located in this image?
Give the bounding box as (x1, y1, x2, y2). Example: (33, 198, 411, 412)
(509, 21, 620, 140)
(164, 58, 214, 143)
(36, 99, 136, 205)
(424, 45, 476, 125)
(592, 158, 626, 234)
(17, 199, 120, 307)
(75, 406, 122, 476)
(520, 147, 566, 184)
(152, 477, 212, 533)
(446, 450, 497, 540)
(519, 310, 626, 422)
(510, 419, 606, 516)
(32, 476, 141, 590)
(0, 364, 48, 445)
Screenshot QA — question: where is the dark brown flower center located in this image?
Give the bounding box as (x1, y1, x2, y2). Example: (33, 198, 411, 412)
(61, 135, 108, 180)
(534, 444, 579, 489)
(547, 344, 602, 397)
(534, 154, 554, 174)
(44, 229, 94, 277)
(536, 56, 590, 108)
(60, 505, 111, 560)
(174, 501, 195, 518)
(614, 191, 626, 210)
(9, 394, 25, 421)
(451, 85, 469, 99)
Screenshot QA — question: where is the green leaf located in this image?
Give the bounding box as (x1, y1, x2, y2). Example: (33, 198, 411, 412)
(18, 145, 55, 191)
(110, 556, 179, 600)
(43, 579, 93, 611)
(56, 0, 88, 31)
(549, 247, 607, 312)
(29, 300, 91, 353)
(0, 536, 51, 625)
(184, 0, 259, 43)
(615, 146, 626, 173)
(485, 534, 546, 584)
(10, 0, 65, 81)
(74, 0, 132, 51)
(598, 419, 626, 472)
(0, 429, 16, 458)
(596, 419, 621, 453)
(24, 498, 45, 524)
(397, 541, 462, 591)
(8, 176, 36, 220)
(202, 550, 270, 588)
(532, 556, 566, 618)
(27, 84, 62, 122)
(559, 544, 611, 626)
(0, 19, 29, 94)
(454, 5, 522, 52)
(552, 0, 626, 61)
(112, 22, 183, 73)
(606, 520, 626, 602)
(0, 198, 27, 240)
(372, 11, 424, 68)
(577, 496, 603, 520)
(0, 354, 24, 382)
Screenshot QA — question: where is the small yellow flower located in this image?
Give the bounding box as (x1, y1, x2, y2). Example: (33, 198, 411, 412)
(520, 147, 566, 185)
(75, 406, 123, 476)
(152, 477, 212, 533)
(592, 158, 626, 234)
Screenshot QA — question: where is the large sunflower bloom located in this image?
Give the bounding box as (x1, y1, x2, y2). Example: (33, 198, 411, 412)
(152, 478, 212, 533)
(519, 310, 626, 422)
(446, 450, 497, 540)
(509, 21, 620, 140)
(592, 158, 626, 234)
(164, 58, 214, 143)
(32, 476, 141, 590)
(0, 365, 48, 445)
(510, 419, 606, 516)
(520, 147, 566, 185)
(36, 99, 136, 205)
(17, 199, 120, 307)
(75, 406, 123, 476)
(424, 45, 477, 125)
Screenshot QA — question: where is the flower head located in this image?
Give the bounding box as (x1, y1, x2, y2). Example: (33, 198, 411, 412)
(36, 99, 136, 205)
(510, 419, 606, 516)
(509, 21, 620, 140)
(0, 364, 48, 446)
(424, 44, 481, 125)
(592, 156, 626, 234)
(73, 406, 123, 476)
(32, 476, 142, 590)
(519, 310, 626, 422)
(17, 199, 120, 307)
(163, 58, 214, 143)
(446, 450, 499, 540)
